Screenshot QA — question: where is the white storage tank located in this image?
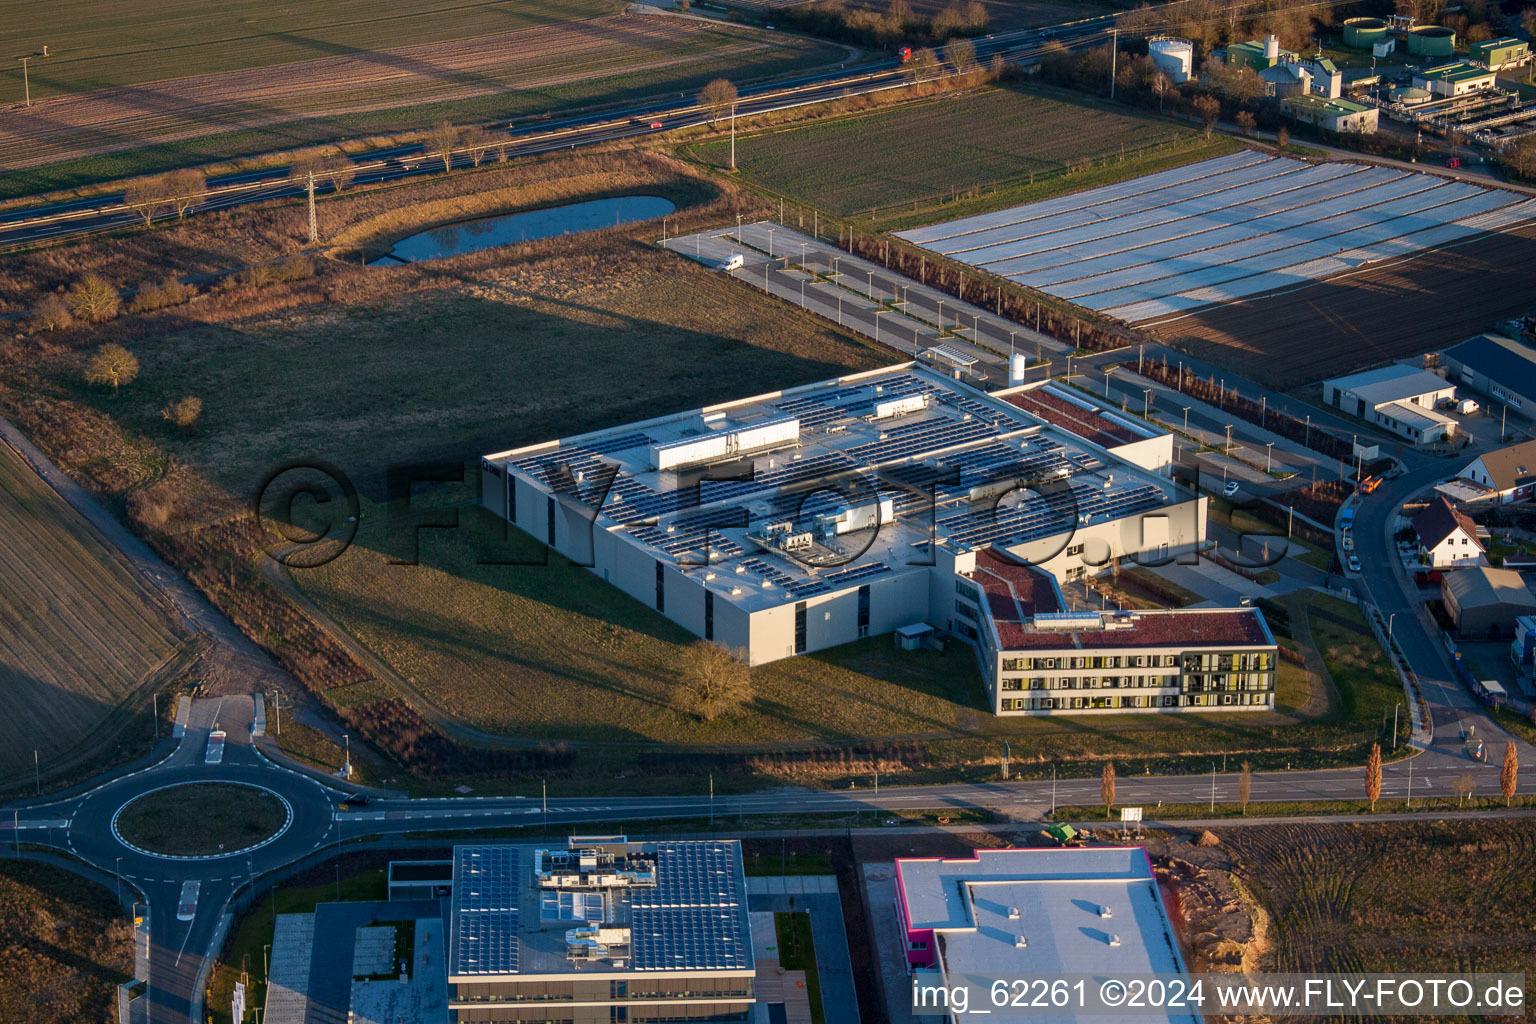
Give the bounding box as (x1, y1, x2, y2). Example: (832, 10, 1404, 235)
(1148, 37, 1194, 84)
(1009, 352, 1029, 384)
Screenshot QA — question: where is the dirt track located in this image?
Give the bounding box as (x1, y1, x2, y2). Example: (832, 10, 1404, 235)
(0, 14, 808, 170)
(1148, 218, 1536, 390)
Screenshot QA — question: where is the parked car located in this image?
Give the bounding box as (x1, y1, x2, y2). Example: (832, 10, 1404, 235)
(340, 793, 371, 809)
(1445, 156, 1462, 168)
(1347, 554, 1361, 573)
(1342, 532, 1354, 552)
(1223, 480, 1240, 496)
(649, 120, 664, 129)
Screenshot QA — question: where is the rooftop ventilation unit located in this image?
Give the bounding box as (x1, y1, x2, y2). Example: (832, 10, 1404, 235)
(1015, 935, 1028, 948)
(1108, 935, 1122, 947)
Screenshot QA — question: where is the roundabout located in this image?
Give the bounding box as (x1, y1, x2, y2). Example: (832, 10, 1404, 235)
(112, 781, 292, 859)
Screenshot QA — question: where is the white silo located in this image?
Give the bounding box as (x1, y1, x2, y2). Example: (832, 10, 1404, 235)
(1009, 353, 1028, 384)
(1148, 37, 1194, 83)
(1264, 34, 1280, 60)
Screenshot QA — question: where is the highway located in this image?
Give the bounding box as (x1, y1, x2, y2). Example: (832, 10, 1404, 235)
(0, 18, 1114, 252)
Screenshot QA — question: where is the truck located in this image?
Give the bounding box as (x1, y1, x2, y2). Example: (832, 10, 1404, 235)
(1340, 506, 1356, 528)
(205, 729, 225, 765)
(898, 45, 913, 63)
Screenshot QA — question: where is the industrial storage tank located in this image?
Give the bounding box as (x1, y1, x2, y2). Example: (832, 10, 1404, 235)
(1407, 25, 1457, 56)
(1343, 17, 1389, 47)
(1390, 85, 1433, 104)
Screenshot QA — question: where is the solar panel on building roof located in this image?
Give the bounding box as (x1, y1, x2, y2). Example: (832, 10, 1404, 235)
(453, 846, 519, 976)
(629, 842, 750, 972)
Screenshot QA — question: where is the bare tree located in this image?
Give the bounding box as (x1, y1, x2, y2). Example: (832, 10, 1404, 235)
(906, 47, 939, 82)
(699, 78, 738, 127)
(671, 641, 753, 720)
(1276, 124, 1291, 150)
(1235, 110, 1257, 136)
(122, 180, 165, 225)
(1365, 742, 1382, 812)
(84, 343, 139, 396)
(458, 125, 495, 167)
(945, 36, 978, 73)
(161, 396, 203, 433)
(1193, 93, 1221, 132)
(1502, 741, 1519, 806)
(66, 274, 120, 322)
(1101, 761, 1117, 819)
(317, 151, 356, 191)
(427, 121, 459, 173)
(164, 168, 206, 219)
(1453, 774, 1475, 806)
(1238, 762, 1252, 815)
(29, 295, 72, 333)
(1152, 71, 1171, 112)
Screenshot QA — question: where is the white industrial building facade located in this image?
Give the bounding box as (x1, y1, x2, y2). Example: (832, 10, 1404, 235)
(483, 364, 1276, 715)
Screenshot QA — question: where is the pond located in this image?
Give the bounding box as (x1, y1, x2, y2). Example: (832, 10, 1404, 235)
(370, 194, 676, 264)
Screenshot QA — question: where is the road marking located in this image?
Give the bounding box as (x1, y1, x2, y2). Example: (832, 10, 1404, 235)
(173, 925, 194, 967)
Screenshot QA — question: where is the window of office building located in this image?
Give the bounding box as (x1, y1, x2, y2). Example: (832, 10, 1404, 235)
(547, 495, 556, 544)
(655, 561, 665, 613)
(704, 590, 714, 641)
(794, 602, 807, 654)
(857, 585, 871, 638)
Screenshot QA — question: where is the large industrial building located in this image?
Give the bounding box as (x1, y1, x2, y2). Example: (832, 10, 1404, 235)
(896, 847, 1195, 1024)
(1282, 94, 1378, 133)
(1442, 333, 1536, 419)
(483, 364, 1276, 715)
(449, 838, 754, 1023)
(1320, 364, 1458, 443)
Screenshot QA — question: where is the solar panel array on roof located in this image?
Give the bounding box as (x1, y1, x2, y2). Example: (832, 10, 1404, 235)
(454, 846, 519, 976)
(939, 483, 1164, 550)
(630, 842, 750, 972)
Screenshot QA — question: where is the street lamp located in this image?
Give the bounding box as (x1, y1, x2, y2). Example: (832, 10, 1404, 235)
(1388, 613, 1396, 639)
(1183, 406, 1191, 434)
(874, 308, 891, 345)
(115, 857, 122, 902)
(1265, 441, 1274, 473)
(799, 277, 806, 308)
(1104, 366, 1114, 398)
(1142, 388, 1153, 418)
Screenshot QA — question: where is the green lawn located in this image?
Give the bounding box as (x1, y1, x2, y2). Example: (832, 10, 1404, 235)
(1306, 594, 1401, 725)
(0, 0, 621, 100)
(775, 912, 826, 1024)
(691, 83, 1233, 221)
(116, 782, 287, 856)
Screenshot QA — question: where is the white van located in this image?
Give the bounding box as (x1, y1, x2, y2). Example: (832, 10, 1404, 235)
(722, 253, 745, 271)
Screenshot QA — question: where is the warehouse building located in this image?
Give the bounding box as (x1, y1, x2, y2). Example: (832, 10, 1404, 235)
(1456, 439, 1536, 504)
(1413, 61, 1497, 97)
(1472, 37, 1530, 70)
(480, 365, 1274, 717)
(1283, 94, 1379, 132)
(1443, 567, 1536, 638)
(1442, 333, 1536, 419)
(1321, 365, 1458, 443)
(896, 848, 1195, 1024)
(449, 838, 754, 1023)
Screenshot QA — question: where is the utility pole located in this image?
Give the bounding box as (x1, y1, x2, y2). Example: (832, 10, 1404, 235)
(152, 692, 158, 740)
(1109, 29, 1119, 99)
(730, 103, 737, 171)
(1210, 763, 1216, 812)
(306, 170, 318, 244)
(1051, 763, 1057, 815)
(17, 56, 31, 107)
(270, 690, 282, 737)
(709, 774, 714, 826)
(33, 749, 39, 796)
(542, 779, 547, 833)
(1407, 759, 1413, 807)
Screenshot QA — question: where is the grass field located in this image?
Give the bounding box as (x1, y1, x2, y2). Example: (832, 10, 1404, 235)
(116, 782, 287, 855)
(0, 441, 189, 778)
(776, 912, 826, 1024)
(0, 860, 133, 1024)
(1225, 820, 1536, 984)
(0, 0, 621, 99)
(691, 84, 1222, 220)
(1, 17, 840, 197)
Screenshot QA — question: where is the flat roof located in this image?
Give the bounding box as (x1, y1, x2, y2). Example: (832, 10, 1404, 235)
(1001, 383, 1155, 448)
(449, 841, 751, 981)
(1325, 364, 1453, 406)
(488, 364, 1184, 613)
(1418, 61, 1497, 82)
(973, 550, 1273, 651)
(1380, 399, 1456, 430)
(897, 848, 1193, 1020)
